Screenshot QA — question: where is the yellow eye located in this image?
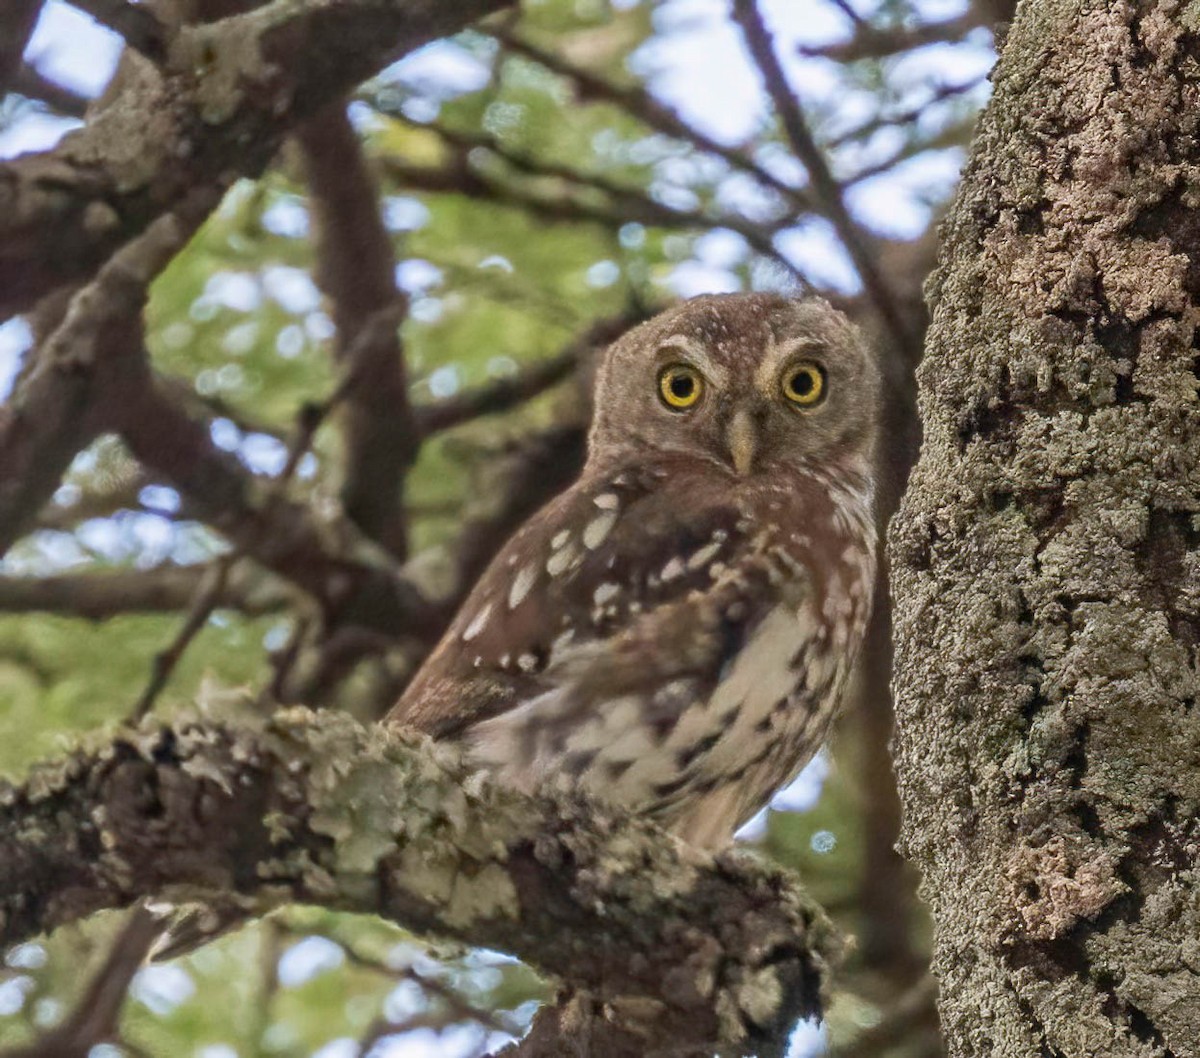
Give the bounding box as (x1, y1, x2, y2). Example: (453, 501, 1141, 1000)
(658, 364, 704, 410)
(782, 361, 826, 407)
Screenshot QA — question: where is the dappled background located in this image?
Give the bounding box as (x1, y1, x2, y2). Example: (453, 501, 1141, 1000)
(0, 0, 998, 1054)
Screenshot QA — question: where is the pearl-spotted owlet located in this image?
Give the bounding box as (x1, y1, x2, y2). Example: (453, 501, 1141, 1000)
(388, 293, 879, 848)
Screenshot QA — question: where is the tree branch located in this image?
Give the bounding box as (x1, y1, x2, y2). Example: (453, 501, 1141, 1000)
(0, 0, 43, 98)
(130, 556, 238, 719)
(489, 27, 812, 212)
(103, 360, 443, 638)
(842, 114, 977, 188)
(0, 0, 516, 317)
(379, 154, 806, 285)
(0, 562, 290, 619)
(799, 10, 987, 62)
(413, 312, 634, 437)
(11, 64, 91, 118)
(825, 76, 984, 152)
(0, 204, 208, 558)
(0, 710, 835, 1057)
(297, 104, 416, 558)
(0, 904, 162, 1058)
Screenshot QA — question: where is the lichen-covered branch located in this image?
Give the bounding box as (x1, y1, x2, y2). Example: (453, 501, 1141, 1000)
(0, 710, 834, 1058)
(0, 0, 515, 317)
(889, 2, 1200, 1054)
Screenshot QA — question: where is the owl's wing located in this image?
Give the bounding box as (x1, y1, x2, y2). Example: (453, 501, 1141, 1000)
(391, 461, 831, 825)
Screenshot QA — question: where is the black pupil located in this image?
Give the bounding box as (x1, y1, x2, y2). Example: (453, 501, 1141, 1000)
(790, 370, 815, 396)
(670, 374, 694, 400)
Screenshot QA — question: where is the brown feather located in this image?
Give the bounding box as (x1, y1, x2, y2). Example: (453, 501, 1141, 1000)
(387, 294, 880, 847)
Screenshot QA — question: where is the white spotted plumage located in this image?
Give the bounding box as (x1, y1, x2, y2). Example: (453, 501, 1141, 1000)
(461, 603, 491, 642)
(507, 564, 537, 610)
(389, 293, 881, 849)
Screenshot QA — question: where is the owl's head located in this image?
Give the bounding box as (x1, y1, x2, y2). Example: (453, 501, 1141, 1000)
(590, 293, 881, 478)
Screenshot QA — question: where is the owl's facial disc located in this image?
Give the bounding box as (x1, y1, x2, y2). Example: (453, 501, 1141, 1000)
(587, 294, 879, 478)
(650, 337, 835, 477)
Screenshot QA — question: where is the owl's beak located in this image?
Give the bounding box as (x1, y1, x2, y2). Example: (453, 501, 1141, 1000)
(726, 408, 758, 476)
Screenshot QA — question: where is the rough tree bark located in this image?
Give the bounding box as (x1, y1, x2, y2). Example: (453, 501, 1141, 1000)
(890, 2, 1200, 1055)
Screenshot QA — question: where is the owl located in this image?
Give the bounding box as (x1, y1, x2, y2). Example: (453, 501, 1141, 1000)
(388, 293, 880, 848)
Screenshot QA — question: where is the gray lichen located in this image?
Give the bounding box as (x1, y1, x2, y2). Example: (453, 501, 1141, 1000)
(0, 708, 833, 1056)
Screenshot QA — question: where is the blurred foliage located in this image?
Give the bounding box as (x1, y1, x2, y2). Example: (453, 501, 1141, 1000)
(0, 0, 995, 1054)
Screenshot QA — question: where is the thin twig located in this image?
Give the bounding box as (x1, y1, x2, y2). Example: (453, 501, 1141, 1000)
(379, 152, 806, 285)
(825, 75, 986, 151)
(414, 312, 637, 436)
(127, 307, 404, 719)
(826, 0, 867, 29)
(179, 381, 291, 445)
(266, 927, 520, 1048)
(130, 555, 237, 720)
(732, 0, 919, 357)
(799, 9, 987, 62)
(342, 944, 518, 1035)
(841, 114, 977, 187)
(252, 918, 284, 1051)
(486, 27, 812, 210)
(262, 614, 311, 705)
(0, 904, 162, 1058)
(108, 312, 441, 641)
(356, 1012, 493, 1058)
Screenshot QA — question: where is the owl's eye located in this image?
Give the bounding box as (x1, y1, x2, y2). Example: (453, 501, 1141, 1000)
(658, 364, 704, 410)
(781, 361, 826, 407)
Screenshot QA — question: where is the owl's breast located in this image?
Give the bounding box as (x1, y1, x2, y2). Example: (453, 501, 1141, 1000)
(660, 602, 822, 778)
(620, 519, 875, 843)
(633, 596, 846, 837)
(416, 457, 877, 849)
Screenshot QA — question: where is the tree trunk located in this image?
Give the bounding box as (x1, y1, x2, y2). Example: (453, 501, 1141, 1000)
(890, 2, 1200, 1055)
